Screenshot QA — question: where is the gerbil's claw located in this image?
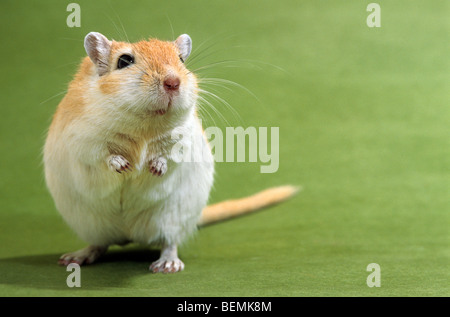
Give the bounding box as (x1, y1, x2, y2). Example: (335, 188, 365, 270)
(108, 155, 132, 174)
(58, 245, 108, 266)
(155, 109, 167, 116)
(150, 258, 185, 273)
(149, 157, 167, 176)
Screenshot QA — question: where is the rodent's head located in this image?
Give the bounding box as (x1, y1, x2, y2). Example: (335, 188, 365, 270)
(83, 32, 196, 118)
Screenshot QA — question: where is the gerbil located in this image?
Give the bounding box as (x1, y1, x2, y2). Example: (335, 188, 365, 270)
(43, 32, 298, 273)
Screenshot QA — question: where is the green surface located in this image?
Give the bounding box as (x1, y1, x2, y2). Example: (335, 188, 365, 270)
(0, 0, 449, 296)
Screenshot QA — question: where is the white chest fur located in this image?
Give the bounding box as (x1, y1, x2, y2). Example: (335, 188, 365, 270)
(44, 112, 214, 246)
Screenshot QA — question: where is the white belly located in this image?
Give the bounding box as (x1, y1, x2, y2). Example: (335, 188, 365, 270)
(44, 120, 214, 247)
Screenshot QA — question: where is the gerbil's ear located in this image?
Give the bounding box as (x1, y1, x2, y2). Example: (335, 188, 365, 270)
(175, 34, 192, 62)
(84, 32, 112, 76)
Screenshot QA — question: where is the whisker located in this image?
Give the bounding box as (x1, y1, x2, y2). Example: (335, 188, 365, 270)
(197, 94, 230, 127)
(186, 32, 243, 67)
(197, 98, 218, 128)
(188, 60, 242, 73)
(165, 13, 175, 41)
(186, 36, 224, 66)
(59, 37, 83, 42)
(53, 60, 84, 70)
(103, 12, 125, 42)
(238, 58, 289, 74)
(198, 88, 243, 126)
(40, 90, 68, 105)
(114, 10, 130, 43)
(187, 45, 249, 69)
(105, 1, 130, 42)
(198, 77, 260, 103)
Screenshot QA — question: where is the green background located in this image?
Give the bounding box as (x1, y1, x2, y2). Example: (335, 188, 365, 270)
(0, 0, 448, 296)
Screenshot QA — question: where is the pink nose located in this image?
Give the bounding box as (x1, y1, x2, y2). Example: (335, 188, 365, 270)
(163, 77, 180, 92)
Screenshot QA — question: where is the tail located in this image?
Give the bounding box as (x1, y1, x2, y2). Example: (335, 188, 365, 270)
(198, 185, 301, 226)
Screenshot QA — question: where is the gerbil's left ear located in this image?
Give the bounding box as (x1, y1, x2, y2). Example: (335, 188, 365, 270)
(175, 34, 192, 62)
(84, 32, 112, 76)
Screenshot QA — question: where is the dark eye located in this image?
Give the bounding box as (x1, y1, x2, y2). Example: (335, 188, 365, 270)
(179, 55, 184, 63)
(117, 54, 134, 69)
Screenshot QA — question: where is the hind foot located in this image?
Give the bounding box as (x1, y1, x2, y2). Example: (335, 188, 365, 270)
(150, 258, 185, 273)
(150, 243, 184, 273)
(58, 245, 108, 266)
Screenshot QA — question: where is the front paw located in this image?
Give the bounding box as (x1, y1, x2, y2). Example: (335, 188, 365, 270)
(149, 157, 167, 176)
(108, 155, 132, 173)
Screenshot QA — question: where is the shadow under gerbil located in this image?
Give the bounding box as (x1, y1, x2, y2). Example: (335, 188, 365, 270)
(0, 246, 161, 291)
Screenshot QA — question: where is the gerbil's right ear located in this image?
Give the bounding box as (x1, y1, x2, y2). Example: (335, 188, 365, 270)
(84, 32, 112, 76)
(175, 34, 192, 62)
